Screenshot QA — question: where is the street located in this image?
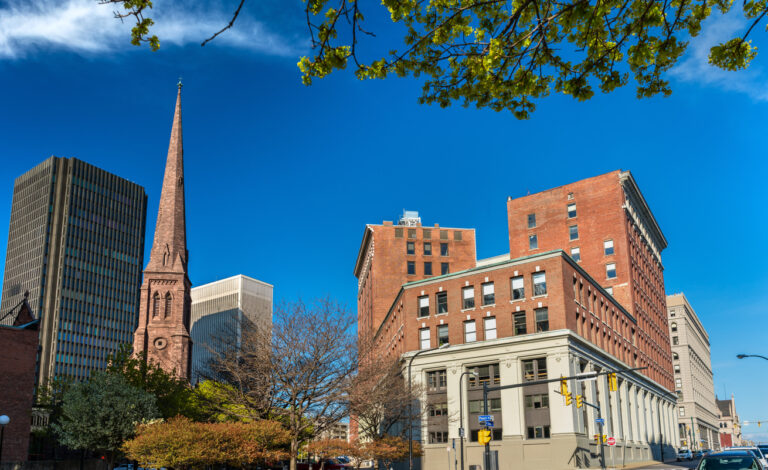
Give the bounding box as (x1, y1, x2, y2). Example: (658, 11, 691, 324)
(630, 459, 699, 470)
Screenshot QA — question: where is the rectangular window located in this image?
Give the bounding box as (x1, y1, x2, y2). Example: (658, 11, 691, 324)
(395, 227, 403, 238)
(440, 243, 449, 256)
(522, 358, 547, 381)
(524, 394, 550, 409)
(569, 225, 579, 240)
(423, 229, 432, 239)
(429, 403, 448, 416)
(679, 407, 685, 417)
(462, 286, 475, 310)
(567, 203, 576, 218)
(429, 431, 448, 444)
(438, 324, 449, 346)
(511, 276, 525, 300)
(418, 296, 430, 317)
(424, 242, 432, 255)
(441, 263, 449, 275)
(605, 286, 613, 295)
(529, 234, 538, 250)
(535, 308, 549, 332)
(419, 328, 430, 349)
(407, 261, 416, 275)
(464, 321, 477, 342)
(514, 312, 527, 335)
(468, 364, 500, 387)
(424, 262, 433, 276)
(440, 230, 448, 240)
(484, 317, 497, 340)
(408, 228, 417, 239)
(468, 398, 502, 413)
(428, 370, 447, 390)
(570, 247, 580, 262)
(437, 292, 448, 314)
(527, 426, 551, 439)
(675, 378, 682, 388)
(527, 213, 536, 228)
(482, 282, 495, 305)
(604, 239, 614, 255)
(533, 272, 547, 296)
(454, 231, 462, 241)
(406, 241, 415, 255)
(606, 263, 617, 279)
(673, 336, 679, 345)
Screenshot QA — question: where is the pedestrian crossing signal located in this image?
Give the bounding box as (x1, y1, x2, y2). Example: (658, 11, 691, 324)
(608, 373, 618, 392)
(478, 429, 492, 445)
(576, 395, 583, 408)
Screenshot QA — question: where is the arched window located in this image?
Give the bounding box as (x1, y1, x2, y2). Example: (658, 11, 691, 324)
(673, 352, 679, 360)
(152, 292, 160, 317)
(165, 292, 172, 318)
(671, 322, 677, 332)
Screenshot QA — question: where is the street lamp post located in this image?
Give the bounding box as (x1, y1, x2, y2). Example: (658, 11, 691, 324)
(737, 354, 768, 361)
(0, 414, 10, 464)
(458, 370, 478, 470)
(408, 343, 450, 470)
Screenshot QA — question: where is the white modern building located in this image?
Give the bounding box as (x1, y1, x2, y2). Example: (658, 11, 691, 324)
(408, 331, 679, 470)
(190, 274, 272, 383)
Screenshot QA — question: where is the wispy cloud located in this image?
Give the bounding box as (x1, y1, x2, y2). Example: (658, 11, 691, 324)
(0, 0, 305, 59)
(670, 10, 768, 101)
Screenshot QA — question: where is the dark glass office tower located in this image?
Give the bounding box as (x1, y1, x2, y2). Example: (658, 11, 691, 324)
(0, 156, 147, 385)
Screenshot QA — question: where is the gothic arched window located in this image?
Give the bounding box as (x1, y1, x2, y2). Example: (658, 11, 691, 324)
(152, 292, 160, 317)
(165, 292, 172, 318)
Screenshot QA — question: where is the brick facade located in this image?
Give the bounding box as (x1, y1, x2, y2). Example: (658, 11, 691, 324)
(0, 320, 38, 462)
(133, 86, 192, 379)
(354, 220, 476, 338)
(506, 171, 673, 390)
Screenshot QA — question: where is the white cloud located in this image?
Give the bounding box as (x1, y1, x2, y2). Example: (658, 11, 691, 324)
(670, 10, 768, 101)
(0, 0, 304, 59)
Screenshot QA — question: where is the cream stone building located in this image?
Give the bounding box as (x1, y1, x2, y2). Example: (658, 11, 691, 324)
(408, 330, 678, 470)
(666, 293, 719, 451)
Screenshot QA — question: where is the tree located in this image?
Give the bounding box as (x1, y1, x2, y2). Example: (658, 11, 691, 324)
(306, 439, 356, 470)
(52, 372, 159, 469)
(106, 344, 196, 419)
(106, 0, 767, 118)
(363, 436, 420, 469)
(123, 416, 290, 468)
(207, 298, 357, 470)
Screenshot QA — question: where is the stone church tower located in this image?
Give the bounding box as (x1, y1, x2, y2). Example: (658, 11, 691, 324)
(133, 84, 193, 379)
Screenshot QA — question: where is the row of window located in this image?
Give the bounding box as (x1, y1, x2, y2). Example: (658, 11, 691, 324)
(569, 240, 615, 262)
(418, 309, 549, 349)
(395, 227, 462, 240)
(417, 273, 548, 317)
(527, 203, 577, 229)
(408, 261, 449, 276)
(406, 241, 450, 256)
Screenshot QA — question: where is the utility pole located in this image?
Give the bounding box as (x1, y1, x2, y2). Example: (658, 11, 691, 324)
(691, 417, 696, 451)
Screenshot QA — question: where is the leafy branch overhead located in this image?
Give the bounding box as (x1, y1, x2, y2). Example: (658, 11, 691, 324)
(109, 0, 768, 117)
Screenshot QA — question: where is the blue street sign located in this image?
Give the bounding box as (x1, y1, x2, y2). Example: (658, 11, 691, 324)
(479, 414, 493, 422)
(482, 419, 495, 428)
(595, 418, 605, 425)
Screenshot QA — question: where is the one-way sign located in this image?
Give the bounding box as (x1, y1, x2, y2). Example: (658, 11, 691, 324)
(479, 414, 493, 422)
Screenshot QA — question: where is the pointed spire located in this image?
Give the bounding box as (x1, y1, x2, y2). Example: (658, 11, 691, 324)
(146, 85, 188, 273)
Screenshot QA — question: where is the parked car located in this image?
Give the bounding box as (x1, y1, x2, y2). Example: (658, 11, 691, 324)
(678, 449, 693, 461)
(296, 459, 352, 470)
(724, 447, 768, 468)
(694, 450, 705, 458)
(696, 450, 765, 470)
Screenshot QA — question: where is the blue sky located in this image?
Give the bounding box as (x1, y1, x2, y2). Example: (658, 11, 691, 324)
(1, 0, 767, 442)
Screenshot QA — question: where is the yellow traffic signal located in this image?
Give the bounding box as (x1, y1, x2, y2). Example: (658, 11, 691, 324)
(576, 395, 583, 408)
(560, 376, 569, 395)
(478, 429, 492, 445)
(565, 391, 573, 406)
(594, 434, 601, 444)
(608, 373, 617, 392)
(603, 435, 608, 443)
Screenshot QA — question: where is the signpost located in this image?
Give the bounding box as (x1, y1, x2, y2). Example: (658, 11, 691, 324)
(595, 418, 605, 426)
(479, 415, 494, 427)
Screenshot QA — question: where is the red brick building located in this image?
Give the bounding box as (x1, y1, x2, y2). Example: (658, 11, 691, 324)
(354, 212, 476, 338)
(0, 295, 40, 462)
(506, 171, 672, 389)
(133, 85, 193, 379)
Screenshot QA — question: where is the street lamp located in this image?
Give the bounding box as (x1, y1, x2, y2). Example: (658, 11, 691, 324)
(459, 370, 479, 470)
(737, 354, 768, 361)
(408, 343, 450, 470)
(0, 414, 10, 464)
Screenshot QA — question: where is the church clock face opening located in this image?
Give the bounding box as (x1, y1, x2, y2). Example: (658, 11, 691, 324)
(153, 337, 168, 350)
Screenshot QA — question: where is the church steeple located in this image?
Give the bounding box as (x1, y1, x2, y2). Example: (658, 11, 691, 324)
(146, 84, 188, 273)
(133, 84, 193, 380)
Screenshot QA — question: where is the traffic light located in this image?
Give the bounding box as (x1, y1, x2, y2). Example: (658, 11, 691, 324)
(594, 434, 601, 444)
(576, 395, 583, 408)
(560, 376, 569, 395)
(603, 435, 608, 443)
(565, 391, 573, 406)
(608, 373, 618, 392)
(478, 429, 492, 445)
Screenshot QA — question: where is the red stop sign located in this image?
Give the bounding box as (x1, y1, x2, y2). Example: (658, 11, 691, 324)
(607, 437, 616, 446)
